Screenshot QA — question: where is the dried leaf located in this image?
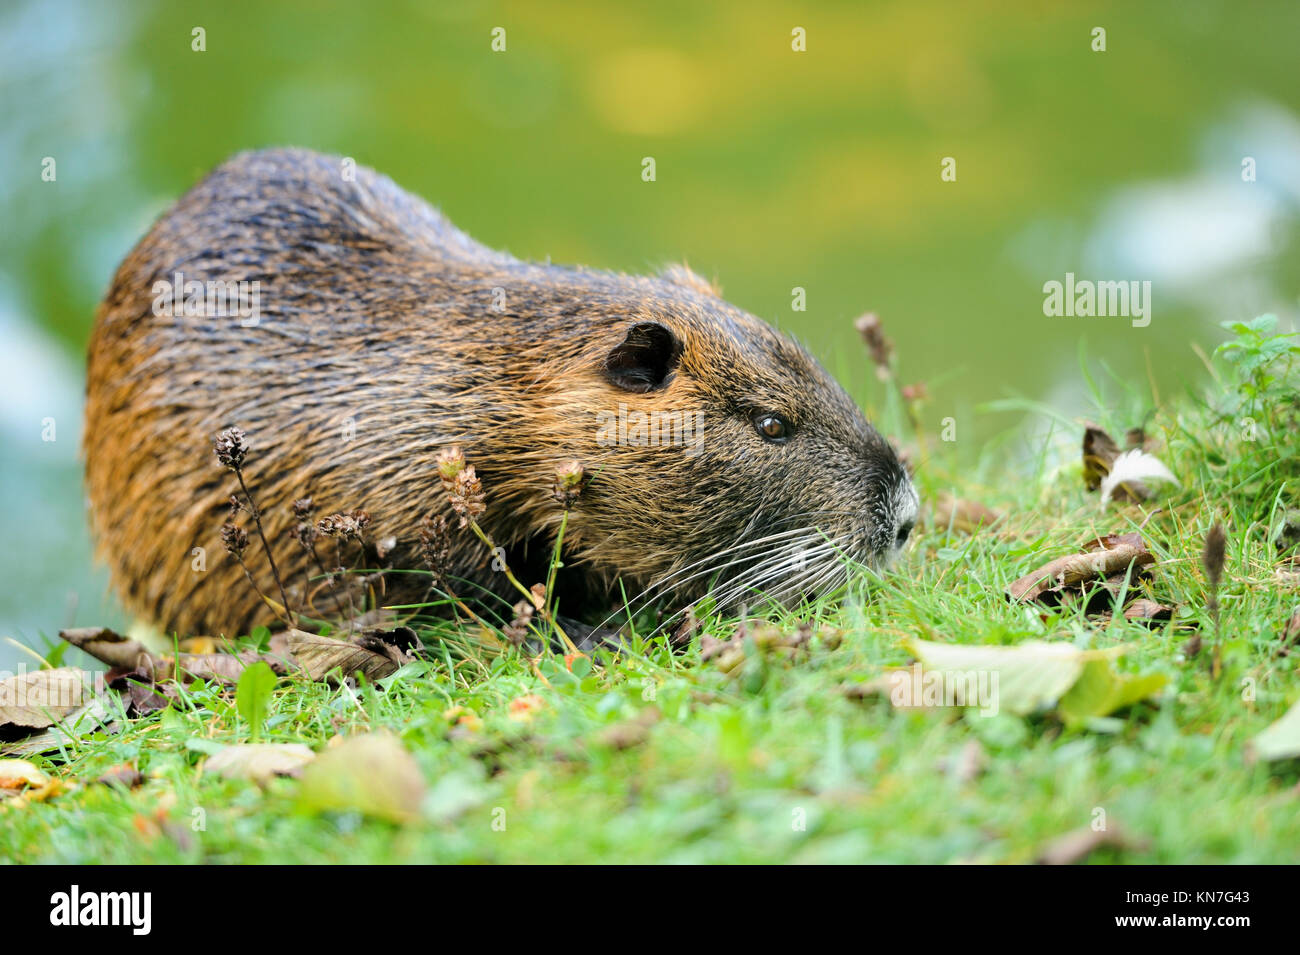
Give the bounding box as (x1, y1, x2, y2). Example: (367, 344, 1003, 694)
(0, 694, 115, 757)
(0, 667, 94, 730)
(57, 627, 146, 670)
(0, 758, 50, 791)
(286, 629, 406, 682)
(906, 639, 1089, 716)
(108, 669, 174, 716)
(59, 626, 293, 686)
(1082, 425, 1121, 492)
(1007, 534, 1155, 604)
(1057, 659, 1167, 725)
(296, 733, 425, 823)
(206, 743, 316, 784)
(1121, 598, 1174, 624)
(1248, 700, 1300, 763)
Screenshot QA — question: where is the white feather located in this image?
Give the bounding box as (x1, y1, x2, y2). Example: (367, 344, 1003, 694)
(1100, 449, 1179, 504)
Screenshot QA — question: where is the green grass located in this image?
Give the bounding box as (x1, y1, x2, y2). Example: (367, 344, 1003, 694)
(3, 320, 1299, 864)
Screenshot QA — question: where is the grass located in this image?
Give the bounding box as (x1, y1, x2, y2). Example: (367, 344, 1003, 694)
(2, 319, 1298, 864)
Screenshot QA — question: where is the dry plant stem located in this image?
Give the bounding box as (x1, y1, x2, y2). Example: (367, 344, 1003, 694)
(233, 555, 279, 624)
(465, 519, 579, 655)
(302, 541, 346, 619)
(234, 470, 294, 626)
(331, 537, 358, 620)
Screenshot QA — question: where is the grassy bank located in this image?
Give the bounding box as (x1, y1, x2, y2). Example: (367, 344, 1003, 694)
(3, 318, 1298, 864)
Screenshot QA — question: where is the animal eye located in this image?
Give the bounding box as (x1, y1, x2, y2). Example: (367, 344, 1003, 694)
(754, 413, 790, 443)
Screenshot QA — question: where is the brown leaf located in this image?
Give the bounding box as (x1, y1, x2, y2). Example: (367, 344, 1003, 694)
(1007, 534, 1156, 604)
(0, 668, 93, 730)
(930, 494, 1000, 534)
(286, 629, 406, 682)
(354, 626, 419, 668)
(57, 627, 145, 670)
(1037, 821, 1148, 864)
(1082, 425, 1121, 491)
(1122, 598, 1174, 624)
(107, 669, 174, 716)
(206, 743, 316, 785)
(59, 626, 295, 687)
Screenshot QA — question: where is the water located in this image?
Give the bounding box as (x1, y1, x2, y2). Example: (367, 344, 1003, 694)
(2, 0, 1298, 664)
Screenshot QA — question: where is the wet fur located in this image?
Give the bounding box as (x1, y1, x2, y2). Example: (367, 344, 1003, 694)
(84, 148, 915, 637)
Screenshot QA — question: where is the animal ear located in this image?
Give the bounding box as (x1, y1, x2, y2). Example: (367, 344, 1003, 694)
(603, 322, 682, 393)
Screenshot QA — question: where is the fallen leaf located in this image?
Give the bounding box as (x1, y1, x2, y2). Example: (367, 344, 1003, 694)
(1007, 534, 1155, 605)
(905, 638, 1165, 725)
(906, 638, 1090, 716)
(297, 733, 425, 823)
(0, 759, 50, 791)
(59, 626, 294, 685)
(1082, 425, 1122, 492)
(1248, 700, 1300, 763)
(107, 669, 174, 716)
(1057, 659, 1167, 725)
(0, 667, 94, 730)
(286, 629, 407, 682)
(206, 743, 317, 784)
(1121, 598, 1174, 624)
(0, 694, 115, 757)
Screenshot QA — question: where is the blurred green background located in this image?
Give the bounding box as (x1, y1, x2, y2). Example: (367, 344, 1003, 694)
(2, 0, 1298, 659)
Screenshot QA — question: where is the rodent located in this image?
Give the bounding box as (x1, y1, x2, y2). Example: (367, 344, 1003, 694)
(83, 148, 918, 638)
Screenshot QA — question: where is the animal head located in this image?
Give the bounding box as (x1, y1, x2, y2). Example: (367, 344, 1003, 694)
(517, 264, 918, 612)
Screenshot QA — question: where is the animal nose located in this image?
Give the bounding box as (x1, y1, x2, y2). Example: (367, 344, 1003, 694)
(895, 520, 914, 547)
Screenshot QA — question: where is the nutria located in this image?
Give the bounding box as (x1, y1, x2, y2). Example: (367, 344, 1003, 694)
(84, 148, 917, 638)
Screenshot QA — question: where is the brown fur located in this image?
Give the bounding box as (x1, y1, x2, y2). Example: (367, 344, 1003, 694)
(84, 148, 915, 637)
